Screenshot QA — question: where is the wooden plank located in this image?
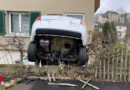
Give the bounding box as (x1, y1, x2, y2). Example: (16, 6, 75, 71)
(115, 49, 119, 81)
(124, 46, 128, 81)
(39, 60, 42, 68)
(128, 57, 130, 82)
(107, 59, 110, 80)
(112, 57, 114, 81)
(99, 60, 102, 79)
(27, 76, 71, 81)
(48, 83, 78, 87)
(82, 78, 91, 89)
(94, 67, 98, 79)
(103, 60, 106, 80)
(129, 50, 130, 82)
(77, 78, 100, 90)
(47, 72, 52, 82)
(120, 49, 123, 81)
(52, 73, 56, 82)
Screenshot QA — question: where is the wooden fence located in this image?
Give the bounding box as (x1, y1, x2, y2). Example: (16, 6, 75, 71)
(94, 48, 130, 82)
(0, 45, 130, 82)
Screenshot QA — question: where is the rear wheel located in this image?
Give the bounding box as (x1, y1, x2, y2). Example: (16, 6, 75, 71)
(77, 47, 87, 65)
(28, 42, 37, 62)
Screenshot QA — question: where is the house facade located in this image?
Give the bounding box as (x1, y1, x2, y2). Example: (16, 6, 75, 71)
(118, 14, 126, 24)
(127, 14, 130, 24)
(0, 0, 100, 64)
(106, 11, 119, 23)
(116, 24, 127, 39)
(95, 14, 108, 24)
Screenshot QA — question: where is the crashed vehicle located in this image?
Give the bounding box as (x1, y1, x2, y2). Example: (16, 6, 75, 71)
(28, 16, 88, 65)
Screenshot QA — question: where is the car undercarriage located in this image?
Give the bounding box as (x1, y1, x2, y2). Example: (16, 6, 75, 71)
(28, 35, 87, 65)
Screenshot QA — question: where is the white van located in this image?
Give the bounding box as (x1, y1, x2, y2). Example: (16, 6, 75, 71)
(28, 16, 88, 65)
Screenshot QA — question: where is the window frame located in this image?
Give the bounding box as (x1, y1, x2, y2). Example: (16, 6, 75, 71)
(65, 13, 85, 22)
(9, 12, 30, 36)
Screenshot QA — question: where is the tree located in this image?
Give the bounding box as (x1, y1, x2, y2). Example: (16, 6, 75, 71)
(102, 22, 117, 47)
(111, 23, 117, 43)
(116, 7, 126, 14)
(102, 22, 111, 36)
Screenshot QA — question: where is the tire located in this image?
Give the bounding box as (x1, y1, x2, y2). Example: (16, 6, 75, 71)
(28, 42, 37, 62)
(77, 47, 87, 65)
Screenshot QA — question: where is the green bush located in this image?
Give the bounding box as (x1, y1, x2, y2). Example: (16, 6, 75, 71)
(102, 22, 117, 46)
(113, 43, 125, 50)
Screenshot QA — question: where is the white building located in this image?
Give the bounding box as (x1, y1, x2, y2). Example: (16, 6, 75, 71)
(127, 14, 130, 24)
(106, 11, 119, 23)
(95, 14, 108, 24)
(116, 24, 127, 39)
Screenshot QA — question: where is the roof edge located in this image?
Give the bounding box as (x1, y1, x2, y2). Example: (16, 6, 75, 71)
(95, 0, 100, 12)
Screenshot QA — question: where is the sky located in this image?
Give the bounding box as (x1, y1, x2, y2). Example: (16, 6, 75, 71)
(96, 0, 130, 14)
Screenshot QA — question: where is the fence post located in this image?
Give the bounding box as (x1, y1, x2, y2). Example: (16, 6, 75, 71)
(129, 56, 130, 82)
(124, 45, 128, 81)
(128, 49, 130, 82)
(115, 49, 119, 81)
(95, 66, 97, 79)
(103, 60, 106, 80)
(107, 59, 110, 80)
(99, 60, 102, 79)
(120, 49, 123, 81)
(112, 57, 114, 81)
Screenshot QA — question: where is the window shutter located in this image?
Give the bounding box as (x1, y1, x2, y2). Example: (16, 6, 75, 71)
(0, 10, 5, 35)
(29, 11, 41, 34)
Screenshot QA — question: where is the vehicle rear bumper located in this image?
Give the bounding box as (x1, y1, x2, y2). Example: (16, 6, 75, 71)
(36, 29, 82, 39)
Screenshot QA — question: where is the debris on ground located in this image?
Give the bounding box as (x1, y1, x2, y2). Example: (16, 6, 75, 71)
(81, 78, 91, 89)
(4, 77, 26, 89)
(0, 65, 100, 89)
(27, 76, 71, 81)
(77, 78, 100, 90)
(47, 72, 56, 82)
(48, 82, 78, 87)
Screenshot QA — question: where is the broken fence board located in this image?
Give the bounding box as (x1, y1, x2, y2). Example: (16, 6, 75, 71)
(48, 83, 78, 87)
(76, 78, 99, 90)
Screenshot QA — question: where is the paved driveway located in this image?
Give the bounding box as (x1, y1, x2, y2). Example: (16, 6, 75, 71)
(0, 80, 130, 90)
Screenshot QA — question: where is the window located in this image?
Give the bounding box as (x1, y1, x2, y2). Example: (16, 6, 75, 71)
(65, 14, 85, 21)
(9, 12, 29, 36)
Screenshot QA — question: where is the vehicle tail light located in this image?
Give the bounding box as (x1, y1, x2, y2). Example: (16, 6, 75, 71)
(80, 21, 86, 26)
(35, 16, 41, 22)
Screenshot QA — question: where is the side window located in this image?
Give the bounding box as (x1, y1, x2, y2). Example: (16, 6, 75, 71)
(66, 14, 84, 21)
(9, 12, 29, 36)
(11, 13, 20, 33)
(21, 14, 29, 33)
